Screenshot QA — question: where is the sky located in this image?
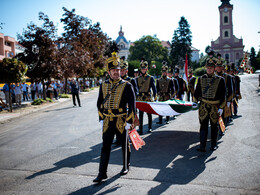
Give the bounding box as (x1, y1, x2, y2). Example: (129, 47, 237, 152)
(1, 0, 260, 54)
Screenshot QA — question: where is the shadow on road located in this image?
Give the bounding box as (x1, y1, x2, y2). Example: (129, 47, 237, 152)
(26, 127, 217, 194)
(44, 106, 75, 112)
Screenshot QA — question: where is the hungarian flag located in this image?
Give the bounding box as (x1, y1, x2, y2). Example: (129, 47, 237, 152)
(136, 99, 197, 116)
(183, 54, 188, 83)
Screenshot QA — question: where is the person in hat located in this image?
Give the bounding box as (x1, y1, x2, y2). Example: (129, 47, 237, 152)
(187, 69, 196, 101)
(136, 58, 157, 134)
(194, 54, 226, 152)
(156, 61, 175, 124)
(174, 68, 187, 100)
(215, 54, 234, 129)
(167, 66, 179, 98)
(134, 68, 139, 78)
(112, 56, 138, 146)
(230, 63, 241, 116)
(94, 44, 136, 183)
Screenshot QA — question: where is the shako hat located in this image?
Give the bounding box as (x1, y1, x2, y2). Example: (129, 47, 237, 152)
(140, 57, 148, 69)
(120, 56, 128, 69)
(168, 66, 174, 73)
(106, 42, 120, 71)
(175, 67, 179, 74)
(161, 61, 168, 72)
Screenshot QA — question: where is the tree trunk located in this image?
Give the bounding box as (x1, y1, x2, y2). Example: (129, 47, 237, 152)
(65, 77, 68, 94)
(42, 80, 46, 100)
(8, 83, 13, 112)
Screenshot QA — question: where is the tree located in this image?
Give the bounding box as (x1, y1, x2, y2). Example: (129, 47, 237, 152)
(256, 51, 260, 71)
(0, 58, 27, 112)
(250, 47, 259, 70)
(128, 35, 169, 66)
(170, 16, 192, 68)
(17, 12, 58, 99)
(59, 7, 109, 91)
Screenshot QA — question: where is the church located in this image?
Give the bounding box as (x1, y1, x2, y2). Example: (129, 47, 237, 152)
(211, 0, 244, 65)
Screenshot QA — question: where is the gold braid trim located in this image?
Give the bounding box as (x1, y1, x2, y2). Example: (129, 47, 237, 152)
(116, 116, 125, 134)
(199, 102, 218, 124)
(98, 111, 104, 119)
(104, 113, 127, 121)
(201, 99, 220, 105)
(126, 111, 134, 122)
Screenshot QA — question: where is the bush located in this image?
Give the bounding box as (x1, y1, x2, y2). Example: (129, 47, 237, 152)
(59, 94, 70, 98)
(46, 98, 54, 103)
(194, 67, 206, 76)
(32, 99, 46, 105)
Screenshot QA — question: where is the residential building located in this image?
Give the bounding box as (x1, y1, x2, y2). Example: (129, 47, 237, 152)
(0, 33, 16, 61)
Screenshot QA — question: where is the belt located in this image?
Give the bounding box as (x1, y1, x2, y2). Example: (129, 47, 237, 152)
(201, 98, 220, 105)
(104, 112, 127, 121)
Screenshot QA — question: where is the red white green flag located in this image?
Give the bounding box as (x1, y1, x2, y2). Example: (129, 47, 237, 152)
(136, 99, 196, 116)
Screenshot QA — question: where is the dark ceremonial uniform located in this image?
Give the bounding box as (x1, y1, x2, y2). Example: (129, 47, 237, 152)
(194, 56, 226, 151)
(174, 68, 187, 100)
(156, 64, 174, 124)
(122, 75, 138, 96)
(233, 74, 241, 115)
(187, 74, 196, 101)
(97, 78, 136, 178)
(136, 64, 157, 134)
(94, 45, 136, 183)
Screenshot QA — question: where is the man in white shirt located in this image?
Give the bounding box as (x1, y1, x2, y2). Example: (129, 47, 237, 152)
(22, 82, 29, 101)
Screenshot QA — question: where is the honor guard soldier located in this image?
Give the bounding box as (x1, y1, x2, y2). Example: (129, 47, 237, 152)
(187, 69, 196, 101)
(134, 68, 139, 79)
(94, 44, 136, 183)
(230, 63, 241, 116)
(215, 54, 234, 128)
(167, 66, 179, 98)
(156, 62, 175, 124)
(174, 67, 187, 100)
(113, 57, 138, 146)
(136, 58, 157, 134)
(194, 52, 226, 152)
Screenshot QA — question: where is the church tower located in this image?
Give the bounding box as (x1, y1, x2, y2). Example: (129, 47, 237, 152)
(211, 0, 244, 66)
(115, 26, 130, 59)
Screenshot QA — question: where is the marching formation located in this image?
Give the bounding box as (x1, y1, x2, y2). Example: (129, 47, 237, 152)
(93, 46, 241, 183)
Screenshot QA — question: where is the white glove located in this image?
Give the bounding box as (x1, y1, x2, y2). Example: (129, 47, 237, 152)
(227, 102, 231, 107)
(218, 108, 223, 116)
(192, 102, 198, 109)
(100, 120, 103, 129)
(125, 123, 131, 130)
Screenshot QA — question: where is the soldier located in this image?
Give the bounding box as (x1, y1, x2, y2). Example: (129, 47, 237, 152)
(156, 62, 175, 124)
(230, 63, 241, 116)
(94, 45, 136, 183)
(215, 54, 233, 129)
(134, 68, 139, 79)
(113, 57, 138, 146)
(187, 69, 196, 101)
(174, 68, 187, 100)
(136, 58, 157, 134)
(194, 53, 226, 152)
(167, 66, 179, 98)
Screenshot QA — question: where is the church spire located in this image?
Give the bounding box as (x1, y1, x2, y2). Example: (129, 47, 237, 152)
(119, 25, 124, 36)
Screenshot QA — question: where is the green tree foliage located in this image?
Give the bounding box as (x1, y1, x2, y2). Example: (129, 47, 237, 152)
(256, 51, 260, 70)
(250, 47, 260, 70)
(170, 16, 192, 68)
(0, 58, 27, 111)
(128, 35, 169, 66)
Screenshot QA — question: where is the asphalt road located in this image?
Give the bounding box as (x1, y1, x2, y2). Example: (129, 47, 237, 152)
(0, 74, 259, 195)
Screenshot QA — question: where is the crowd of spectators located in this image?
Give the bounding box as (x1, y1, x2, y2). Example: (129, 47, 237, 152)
(1, 78, 99, 108)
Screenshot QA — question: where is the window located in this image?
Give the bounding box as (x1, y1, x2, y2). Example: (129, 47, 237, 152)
(224, 16, 228, 23)
(225, 54, 229, 61)
(224, 31, 229, 37)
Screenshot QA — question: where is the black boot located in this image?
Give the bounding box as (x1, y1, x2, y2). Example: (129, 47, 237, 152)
(93, 173, 108, 183)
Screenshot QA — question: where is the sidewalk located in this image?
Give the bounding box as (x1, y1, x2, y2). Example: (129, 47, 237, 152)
(0, 90, 97, 124)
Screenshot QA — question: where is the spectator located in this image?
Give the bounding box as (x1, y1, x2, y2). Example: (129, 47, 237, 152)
(53, 81, 58, 100)
(30, 82, 37, 101)
(46, 82, 54, 99)
(0, 97, 8, 111)
(21, 82, 29, 101)
(70, 79, 81, 107)
(3, 83, 10, 104)
(85, 79, 89, 89)
(14, 83, 22, 107)
(37, 81, 43, 99)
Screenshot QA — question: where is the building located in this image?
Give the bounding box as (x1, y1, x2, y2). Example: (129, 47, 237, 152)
(211, 0, 244, 65)
(115, 26, 130, 59)
(0, 33, 16, 61)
